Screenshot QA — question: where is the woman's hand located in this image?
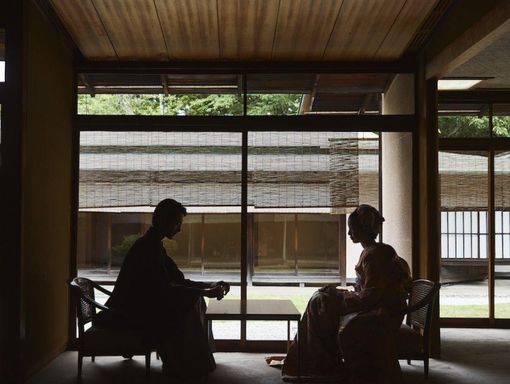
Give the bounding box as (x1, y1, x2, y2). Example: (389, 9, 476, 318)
(319, 284, 346, 296)
(319, 284, 337, 293)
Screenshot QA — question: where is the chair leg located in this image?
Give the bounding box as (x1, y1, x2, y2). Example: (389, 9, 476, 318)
(424, 357, 429, 380)
(91, 356, 95, 362)
(407, 359, 411, 365)
(78, 352, 83, 379)
(145, 352, 151, 377)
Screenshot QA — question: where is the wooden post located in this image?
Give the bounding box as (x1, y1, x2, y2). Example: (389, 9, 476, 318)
(425, 78, 441, 357)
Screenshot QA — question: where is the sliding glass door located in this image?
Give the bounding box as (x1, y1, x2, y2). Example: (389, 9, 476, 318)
(74, 70, 416, 345)
(439, 102, 510, 324)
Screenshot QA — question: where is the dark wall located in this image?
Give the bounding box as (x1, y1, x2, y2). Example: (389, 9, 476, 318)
(21, 0, 74, 377)
(0, 1, 24, 381)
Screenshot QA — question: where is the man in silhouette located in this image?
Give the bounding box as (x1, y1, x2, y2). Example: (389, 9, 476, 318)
(104, 198, 229, 382)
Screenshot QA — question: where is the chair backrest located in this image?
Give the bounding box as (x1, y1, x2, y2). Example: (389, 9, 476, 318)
(406, 279, 440, 333)
(70, 277, 98, 333)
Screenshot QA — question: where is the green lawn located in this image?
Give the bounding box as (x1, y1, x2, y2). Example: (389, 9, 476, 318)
(441, 303, 510, 318)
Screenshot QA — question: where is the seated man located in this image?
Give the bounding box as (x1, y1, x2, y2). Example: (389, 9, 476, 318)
(103, 198, 229, 382)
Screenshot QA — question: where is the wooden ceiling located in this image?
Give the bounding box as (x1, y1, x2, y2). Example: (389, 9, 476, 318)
(50, 0, 440, 61)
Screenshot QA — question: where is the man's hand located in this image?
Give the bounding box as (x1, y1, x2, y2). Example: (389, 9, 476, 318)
(215, 281, 230, 296)
(203, 285, 225, 300)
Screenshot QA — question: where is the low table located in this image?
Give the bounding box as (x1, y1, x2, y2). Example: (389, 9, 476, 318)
(206, 299, 302, 377)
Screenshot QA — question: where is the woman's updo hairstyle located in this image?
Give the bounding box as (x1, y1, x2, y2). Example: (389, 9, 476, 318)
(348, 204, 385, 240)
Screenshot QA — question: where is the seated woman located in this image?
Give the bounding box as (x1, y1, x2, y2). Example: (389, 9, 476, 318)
(282, 204, 411, 383)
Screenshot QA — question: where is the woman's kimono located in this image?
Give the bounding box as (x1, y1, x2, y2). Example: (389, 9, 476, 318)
(282, 243, 411, 383)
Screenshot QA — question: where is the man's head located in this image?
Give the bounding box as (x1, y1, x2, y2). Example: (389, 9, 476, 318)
(152, 199, 187, 239)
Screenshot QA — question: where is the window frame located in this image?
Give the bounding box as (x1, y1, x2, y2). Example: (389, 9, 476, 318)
(73, 70, 419, 349)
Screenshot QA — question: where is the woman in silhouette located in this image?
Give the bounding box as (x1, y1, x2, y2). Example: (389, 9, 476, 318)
(282, 204, 411, 383)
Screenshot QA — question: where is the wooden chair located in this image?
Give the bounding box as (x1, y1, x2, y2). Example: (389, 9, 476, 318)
(70, 277, 153, 378)
(397, 279, 440, 379)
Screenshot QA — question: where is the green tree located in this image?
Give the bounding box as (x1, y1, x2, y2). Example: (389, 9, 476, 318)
(438, 116, 490, 137)
(439, 115, 510, 137)
(493, 116, 510, 137)
(248, 94, 302, 115)
(78, 93, 303, 116)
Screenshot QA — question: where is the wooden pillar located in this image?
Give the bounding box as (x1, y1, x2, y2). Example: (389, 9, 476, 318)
(416, 58, 441, 356)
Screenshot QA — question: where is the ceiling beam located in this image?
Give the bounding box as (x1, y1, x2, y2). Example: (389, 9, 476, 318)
(76, 114, 417, 133)
(426, 0, 510, 79)
(76, 59, 417, 75)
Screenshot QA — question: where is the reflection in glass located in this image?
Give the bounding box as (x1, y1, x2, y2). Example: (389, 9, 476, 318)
(494, 151, 510, 318)
(439, 151, 489, 318)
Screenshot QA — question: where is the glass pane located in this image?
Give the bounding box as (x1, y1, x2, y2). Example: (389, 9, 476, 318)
(493, 104, 510, 137)
(472, 235, 479, 259)
(471, 212, 478, 233)
(496, 234, 503, 259)
(495, 211, 502, 233)
(247, 131, 379, 340)
(78, 132, 241, 289)
(246, 74, 386, 115)
(77, 74, 243, 116)
(494, 151, 510, 318)
(503, 211, 510, 233)
(448, 212, 455, 232)
(441, 234, 448, 258)
(438, 103, 490, 137)
(464, 235, 472, 258)
(253, 213, 295, 274)
(439, 151, 489, 318)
